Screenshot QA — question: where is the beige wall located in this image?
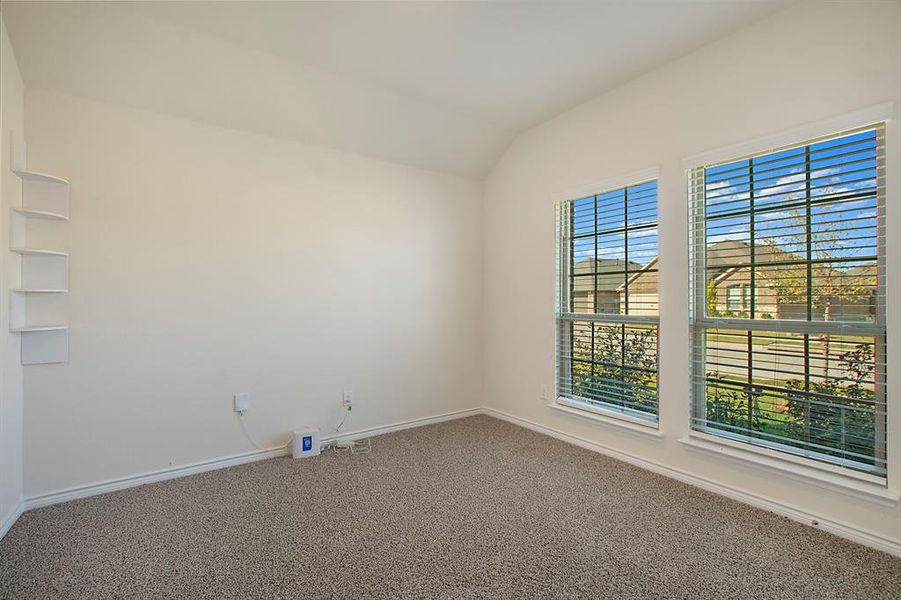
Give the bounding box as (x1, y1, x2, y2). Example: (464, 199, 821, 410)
(22, 90, 483, 497)
(0, 14, 25, 532)
(483, 1, 901, 548)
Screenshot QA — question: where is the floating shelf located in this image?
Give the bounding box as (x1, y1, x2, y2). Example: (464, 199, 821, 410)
(10, 247, 69, 257)
(12, 168, 69, 185)
(10, 325, 68, 333)
(11, 207, 69, 221)
(8, 131, 71, 364)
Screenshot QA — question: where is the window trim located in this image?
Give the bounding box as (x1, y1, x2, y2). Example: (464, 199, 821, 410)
(687, 116, 890, 480)
(554, 169, 661, 426)
(679, 431, 899, 506)
(683, 103, 895, 171)
(552, 167, 661, 205)
(552, 397, 662, 436)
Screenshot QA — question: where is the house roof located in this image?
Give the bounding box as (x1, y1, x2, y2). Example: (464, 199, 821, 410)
(621, 240, 877, 291)
(704, 240, 799, 277)
(616, 257, 658, 292)
(571, 258, 641, 293)
(715, 261, 878, 288)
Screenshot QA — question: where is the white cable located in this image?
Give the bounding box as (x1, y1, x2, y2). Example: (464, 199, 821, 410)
(331, 437, 370, 454)
(322, 434, 371, 454)
(236, 406, 371, 456)
(351, 438, 371, 454)
(237, 412, 290, 451)
(335, 405, 350, 433)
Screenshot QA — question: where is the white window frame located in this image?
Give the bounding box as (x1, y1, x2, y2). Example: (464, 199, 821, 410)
(686, 104, 895, 484)
(554, 168, 661, 431)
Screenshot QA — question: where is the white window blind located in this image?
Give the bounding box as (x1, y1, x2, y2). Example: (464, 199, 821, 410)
(689, 125, 886, 476)
(556, 180, 659, 422)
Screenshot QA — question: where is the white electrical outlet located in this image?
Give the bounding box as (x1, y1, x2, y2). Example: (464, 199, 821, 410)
(342, 390, 353, 407)
(234, 393, 250, 414)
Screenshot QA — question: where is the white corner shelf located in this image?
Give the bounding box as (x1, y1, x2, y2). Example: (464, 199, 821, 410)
(11, 207, 69, 221)
(8, 131, 70, 365)
(14, 327, 69, 365)
(10, 325, 68, 333)
(10, 247, 69, 257)
(12, 168, 69, 186)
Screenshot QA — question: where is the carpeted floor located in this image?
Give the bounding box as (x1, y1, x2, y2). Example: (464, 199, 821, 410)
(1, 415, 899, 598)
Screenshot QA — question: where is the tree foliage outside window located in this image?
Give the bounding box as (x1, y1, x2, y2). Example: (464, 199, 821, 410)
(705, 341, 878, 467)
(572, 325, 657, 415)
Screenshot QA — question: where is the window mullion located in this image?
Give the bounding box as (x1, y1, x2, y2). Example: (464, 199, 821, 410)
(749, 159, 756, 319)
(593, 194, 598, 315)
(806, 144, 813, 322)
(624, 186, 629, 315)
(591, 195, 597, 380)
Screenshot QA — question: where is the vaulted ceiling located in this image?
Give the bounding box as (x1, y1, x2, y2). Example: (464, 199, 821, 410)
(2, 1, 786, 177)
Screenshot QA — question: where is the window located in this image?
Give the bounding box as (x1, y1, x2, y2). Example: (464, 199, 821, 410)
(726, 285, 742, 311)
(689, 125, 886, 476)
(556, 179, 659, 422)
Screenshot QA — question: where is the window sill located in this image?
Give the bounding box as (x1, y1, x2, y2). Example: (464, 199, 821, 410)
(550, 398, 663, 439)
(680, 431, 899, 506)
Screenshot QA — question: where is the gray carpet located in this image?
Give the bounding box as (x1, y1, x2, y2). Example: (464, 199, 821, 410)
(1, 415, 899, 599)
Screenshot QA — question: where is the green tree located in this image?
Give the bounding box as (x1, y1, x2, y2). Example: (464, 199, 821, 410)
(764, 210, 873, 318)
(705, 374, 763, 432)
(706, 279, 719, 316)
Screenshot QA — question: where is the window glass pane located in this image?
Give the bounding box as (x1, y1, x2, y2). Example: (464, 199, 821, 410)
(726, 286, 741, 311)
(702, 129, 879, 322)
(567, 182, 659, 316)
(691, 125, 886, 476)
(626, 265, 658, 316)
(558, 178, 659, 421)
(701, 328, 885, 475)
(568, 321, 658, 417)
(571, 196, 595, 237)
(597, 188, 625, 232)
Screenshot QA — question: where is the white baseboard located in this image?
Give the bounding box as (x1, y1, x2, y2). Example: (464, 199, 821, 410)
(322, 407, 482, 445)
(482, 407, 901, 558)
(24, 407, 481, 511)
(24, 446, 290, 511)
(0, 499, 25, 541)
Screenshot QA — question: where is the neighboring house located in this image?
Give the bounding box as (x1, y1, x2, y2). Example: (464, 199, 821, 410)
(570, 258, 641, 314)
(620, 257, 659, 316)
(619, 240, 876, 320)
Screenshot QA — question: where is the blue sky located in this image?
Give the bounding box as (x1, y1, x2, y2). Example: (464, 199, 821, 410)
(570, 180, 658, 268)
(704, 129, 879, 263)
